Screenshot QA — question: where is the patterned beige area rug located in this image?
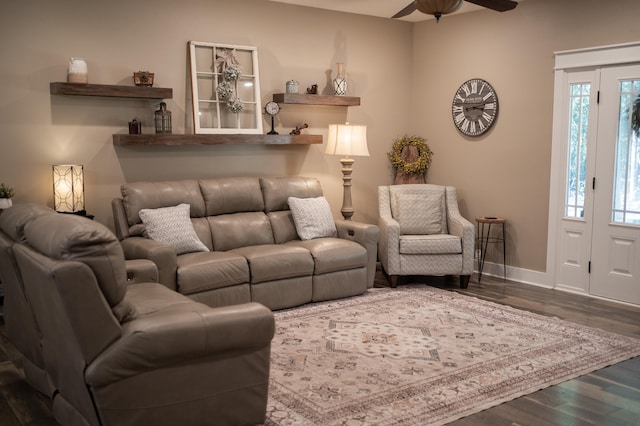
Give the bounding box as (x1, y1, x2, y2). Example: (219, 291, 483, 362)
(264, 286, 640, 425)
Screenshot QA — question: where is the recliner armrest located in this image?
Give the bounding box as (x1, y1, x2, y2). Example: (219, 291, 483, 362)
(120, 237, 178, 290)
(86, 296, 274, 387)
(335, 220, 380, 288)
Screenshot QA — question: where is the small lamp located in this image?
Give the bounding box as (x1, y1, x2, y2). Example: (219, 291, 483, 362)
(53, 165, 85, 214)
(325, 123, 369, 220)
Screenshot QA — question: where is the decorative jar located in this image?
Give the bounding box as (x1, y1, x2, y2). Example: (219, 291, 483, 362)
(286, 80, 299, 94)
(67, 58, 88, 84)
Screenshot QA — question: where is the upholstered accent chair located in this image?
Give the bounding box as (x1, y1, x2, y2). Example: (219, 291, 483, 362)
(378, 184, 474, 288)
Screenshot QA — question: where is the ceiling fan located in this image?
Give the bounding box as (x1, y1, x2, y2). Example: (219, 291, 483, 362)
(393, 0, 517, 22)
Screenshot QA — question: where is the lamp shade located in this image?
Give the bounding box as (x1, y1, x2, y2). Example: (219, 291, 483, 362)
(325, 123, 369, 157)
(53, 164, 85, 212)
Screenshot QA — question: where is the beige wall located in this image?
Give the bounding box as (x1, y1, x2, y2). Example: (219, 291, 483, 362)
(410, 0, 640, 272)
(0, 0, 639, 275)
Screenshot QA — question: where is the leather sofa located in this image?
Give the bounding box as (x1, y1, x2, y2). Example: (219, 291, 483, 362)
(112, 176, 380, 310)
(0, 203, 275, 426)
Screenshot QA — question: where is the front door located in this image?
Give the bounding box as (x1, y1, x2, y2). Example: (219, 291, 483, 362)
(590, 65, 640, 304)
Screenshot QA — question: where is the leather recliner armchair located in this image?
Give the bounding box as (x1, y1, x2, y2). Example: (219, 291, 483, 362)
(3, 205, 275, 426)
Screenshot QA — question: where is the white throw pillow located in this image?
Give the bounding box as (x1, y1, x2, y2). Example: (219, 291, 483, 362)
(288, 196, 337, 240)
(139, 204, 209, 255)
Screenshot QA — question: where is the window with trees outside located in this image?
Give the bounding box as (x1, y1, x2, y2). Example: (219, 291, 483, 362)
(613, 80, 640, 224)
(565, 82, 590, 219)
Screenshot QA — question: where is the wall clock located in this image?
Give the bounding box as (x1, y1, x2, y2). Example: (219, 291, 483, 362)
(452, 78, 498, 137)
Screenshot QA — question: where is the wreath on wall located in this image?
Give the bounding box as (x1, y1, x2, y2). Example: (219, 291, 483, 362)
(388, 135, 433, 175)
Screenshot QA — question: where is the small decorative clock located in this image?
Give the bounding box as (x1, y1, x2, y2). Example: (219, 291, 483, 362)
(264, 101, 280, 135)
(452, 78, 498, 137)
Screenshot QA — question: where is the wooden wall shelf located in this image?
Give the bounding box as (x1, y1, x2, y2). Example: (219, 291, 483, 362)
(113, 134, 322, 146)
(273, 93, 360, 106)
(50, 82, 173, 99)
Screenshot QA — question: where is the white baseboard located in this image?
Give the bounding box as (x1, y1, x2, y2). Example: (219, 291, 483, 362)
(475, 260, 552, 289)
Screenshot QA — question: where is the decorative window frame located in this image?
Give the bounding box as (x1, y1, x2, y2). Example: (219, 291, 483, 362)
(188, 41, 263, 134)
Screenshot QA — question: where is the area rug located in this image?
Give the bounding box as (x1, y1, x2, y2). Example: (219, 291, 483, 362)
(264, 286, 640, 425)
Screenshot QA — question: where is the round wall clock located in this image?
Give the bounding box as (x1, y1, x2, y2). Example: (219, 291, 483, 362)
(451, 78, 498, 137)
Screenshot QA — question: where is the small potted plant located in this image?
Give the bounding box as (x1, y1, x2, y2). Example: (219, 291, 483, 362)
(0, 182, 15, 209)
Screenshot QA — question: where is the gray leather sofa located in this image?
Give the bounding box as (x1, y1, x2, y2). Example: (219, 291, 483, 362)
(112, 176, 380, 310)
(0, 203, 275, 426)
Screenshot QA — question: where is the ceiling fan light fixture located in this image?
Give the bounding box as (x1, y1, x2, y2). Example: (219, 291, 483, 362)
(416, 0, 463, 21)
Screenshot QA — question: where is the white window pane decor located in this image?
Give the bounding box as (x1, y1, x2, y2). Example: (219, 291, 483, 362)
(188, 41, 263, 134)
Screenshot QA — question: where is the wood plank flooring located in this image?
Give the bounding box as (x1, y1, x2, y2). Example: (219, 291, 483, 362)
(0, 271, 638, 425)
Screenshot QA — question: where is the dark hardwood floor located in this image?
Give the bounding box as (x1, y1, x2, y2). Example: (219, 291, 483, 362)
(1, 271, 639, 425)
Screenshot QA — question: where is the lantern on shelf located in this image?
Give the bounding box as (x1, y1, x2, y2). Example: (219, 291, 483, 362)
(154, 102, 172, 134)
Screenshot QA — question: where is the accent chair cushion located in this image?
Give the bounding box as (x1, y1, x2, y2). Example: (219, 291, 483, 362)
(389, 186, 446, 235)
(287, 196, 337, 240)
(139, 204, 209, 255)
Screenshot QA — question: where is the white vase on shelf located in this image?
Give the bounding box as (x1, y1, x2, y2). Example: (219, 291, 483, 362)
(333, 62, 347, 96)
(0, 198, 13, 209)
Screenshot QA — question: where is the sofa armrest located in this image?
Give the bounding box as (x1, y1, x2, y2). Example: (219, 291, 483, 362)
(120, 237, 177, 290)
(335, 219, 379, 288)
(85, 300, 275, 387)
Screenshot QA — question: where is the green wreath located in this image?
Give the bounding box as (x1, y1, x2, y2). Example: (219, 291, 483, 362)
(388, 135, 433, 175)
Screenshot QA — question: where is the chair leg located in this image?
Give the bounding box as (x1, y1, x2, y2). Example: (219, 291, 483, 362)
(390, 275, 399, 288)
(460, 275, 470, 289)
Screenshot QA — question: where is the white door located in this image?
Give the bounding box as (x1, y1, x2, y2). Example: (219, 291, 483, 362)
(554, 70, 599, 294)
(590, 65, 640, 304)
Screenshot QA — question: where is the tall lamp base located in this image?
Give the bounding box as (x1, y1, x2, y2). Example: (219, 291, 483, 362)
(340, 156, 355, 220)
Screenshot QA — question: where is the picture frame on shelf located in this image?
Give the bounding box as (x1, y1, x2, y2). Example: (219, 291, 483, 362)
(188, 41, 263, 134)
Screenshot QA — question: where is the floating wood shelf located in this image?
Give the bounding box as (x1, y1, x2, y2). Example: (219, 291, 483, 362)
(112, 133, 322, 146)
(273, 93, 360, 106)
(50, 82, 173, 99)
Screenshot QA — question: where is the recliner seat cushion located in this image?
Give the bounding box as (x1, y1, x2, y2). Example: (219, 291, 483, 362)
(229, 245, 314, 284)
(176, 251, 249, 295)
(399, 234, 461, 254)
(286, 238, 367, 274)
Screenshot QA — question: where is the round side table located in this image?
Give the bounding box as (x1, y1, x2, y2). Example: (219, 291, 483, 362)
(475, 217, 507, 282)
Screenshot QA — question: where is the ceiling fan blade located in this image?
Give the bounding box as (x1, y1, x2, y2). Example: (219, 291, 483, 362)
(392, 1, 417, 18)
(465, 0, 518, 12)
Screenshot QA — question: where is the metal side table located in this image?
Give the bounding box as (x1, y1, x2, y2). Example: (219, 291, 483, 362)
(475, 217, 507, 282)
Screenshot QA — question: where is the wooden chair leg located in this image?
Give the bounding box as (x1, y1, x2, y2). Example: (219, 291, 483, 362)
(390, 275, 399, 288)
(460, 275, 470, 289)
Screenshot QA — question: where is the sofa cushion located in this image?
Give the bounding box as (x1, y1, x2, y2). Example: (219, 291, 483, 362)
(389, 185, 446, 235)
(139, 204, 209, 255)
(121, 180, 205, 227)
(399, 234, 461, 254)
(208, 212, 274, 251)
(288, 196, 337, 240)
(199, 177, 264, 216)
(229, 245, 314, 284)
(286, 238, 367, 275)
(260, 177, 323, 213)
(176, 251, 249, 295)
(267, 211, 298, 244)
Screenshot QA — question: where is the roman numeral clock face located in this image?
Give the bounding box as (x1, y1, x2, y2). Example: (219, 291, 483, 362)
(452, 78, 498, 136)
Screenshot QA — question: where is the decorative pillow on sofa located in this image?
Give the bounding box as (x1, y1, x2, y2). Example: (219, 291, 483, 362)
(288, 196, 337, 240)
(139, 204, 209, 255)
